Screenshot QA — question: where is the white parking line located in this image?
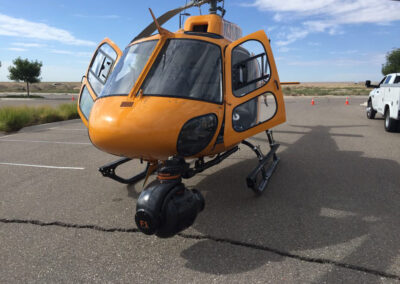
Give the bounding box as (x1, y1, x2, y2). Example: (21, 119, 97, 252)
(0, 134, 16, 139)
(0, 139, 91, 145)
(0, 162, 84, 170)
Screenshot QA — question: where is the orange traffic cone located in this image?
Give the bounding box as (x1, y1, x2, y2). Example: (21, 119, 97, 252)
(311, 98, 315, 106)
(345, 97, 349, 105)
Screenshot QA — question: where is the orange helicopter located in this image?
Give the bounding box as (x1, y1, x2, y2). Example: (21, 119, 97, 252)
(78, 0, 289, 238)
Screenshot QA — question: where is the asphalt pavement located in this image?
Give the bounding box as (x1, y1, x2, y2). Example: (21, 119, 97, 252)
(1, 96, 400, 283)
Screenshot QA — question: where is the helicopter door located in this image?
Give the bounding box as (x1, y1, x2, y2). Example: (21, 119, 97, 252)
(224, 30, 286, 148)
(78, 38, 122, 126)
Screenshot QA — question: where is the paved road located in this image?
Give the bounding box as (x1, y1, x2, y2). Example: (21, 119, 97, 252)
(1, 96, 399, 283)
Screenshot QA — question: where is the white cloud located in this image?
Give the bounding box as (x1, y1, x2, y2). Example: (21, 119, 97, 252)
(253, 0, 400, 23)
(329, 49, 358, 55)
(273, 13, 283, 22)
(12, 42, 46, 48)
(308, 42, 321, 46)
(276, 28, 310, 46)
(278, 46, 291, 53)
(286, 52, 386, 67)
(0, 13, 96, 46)
(50, 49, 92, 58)
(73, 14, 120, 19)
(7, 47, 27, 52)
(50, 50, 74, 55)
(252, 0, 400, 45)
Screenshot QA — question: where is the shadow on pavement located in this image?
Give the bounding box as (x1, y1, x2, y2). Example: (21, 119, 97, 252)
(181, 125, 400, 278)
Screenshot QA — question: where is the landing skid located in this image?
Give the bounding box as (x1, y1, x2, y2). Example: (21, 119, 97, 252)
(241, 130, 280, 194)
(98, 131, 280, 193)
(99, 157, 149, 185)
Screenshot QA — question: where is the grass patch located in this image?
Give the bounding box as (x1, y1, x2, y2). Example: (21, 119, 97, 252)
(0, 103, 79, 133)
(283, 86, 370, 96)
(3, 95, 44, 99)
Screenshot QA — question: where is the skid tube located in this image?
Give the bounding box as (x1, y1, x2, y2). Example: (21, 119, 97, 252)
(98, 130, 279, 192)
(99, 157, 149, 185)
(241, 130, 280, 194)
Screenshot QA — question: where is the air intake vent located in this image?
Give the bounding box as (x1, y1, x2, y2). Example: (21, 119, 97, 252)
(193, 25, 208, 33)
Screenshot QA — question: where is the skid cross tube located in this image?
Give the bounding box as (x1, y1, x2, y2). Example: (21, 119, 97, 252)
(99, 157, 149, 185)
(182, 146, 239, 178)
(241, 130, 280, 194)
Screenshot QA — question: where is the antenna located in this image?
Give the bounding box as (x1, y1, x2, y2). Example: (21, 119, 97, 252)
(179, 0, 191, 29)
(179, 12, 191, 29)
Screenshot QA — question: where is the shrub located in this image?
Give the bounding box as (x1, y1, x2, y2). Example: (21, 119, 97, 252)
(0, 103, 78, 133)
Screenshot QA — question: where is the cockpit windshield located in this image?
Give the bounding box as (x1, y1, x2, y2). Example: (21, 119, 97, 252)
(141, 39, 222, 104)
(100, 40, 158, 97)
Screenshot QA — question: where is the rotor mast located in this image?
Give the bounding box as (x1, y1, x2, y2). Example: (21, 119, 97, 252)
(209, 0, 218, 13)
(208, 0, 225, 17)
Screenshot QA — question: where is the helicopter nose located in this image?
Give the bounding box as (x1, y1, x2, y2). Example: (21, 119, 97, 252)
(87, 96, 223, 160)
(87, 97, 181, 160)
(88, 110, 124, 153)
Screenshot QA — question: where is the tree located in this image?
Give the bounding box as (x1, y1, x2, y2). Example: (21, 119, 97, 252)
(8, 57, 42, 96)
(382, 48, 400, 75)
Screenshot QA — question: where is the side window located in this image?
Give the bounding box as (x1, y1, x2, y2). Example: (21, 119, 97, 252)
(384, 75, 392, 85)
(394, 76, 400, 84)
(88, 43, 118, 96)
(231, 40, 270, 97)
(232, 92, 277, 132)
(79, 86, 94, 120)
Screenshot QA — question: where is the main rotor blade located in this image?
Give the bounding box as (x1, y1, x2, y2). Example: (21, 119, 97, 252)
(131, 0, 211, 42)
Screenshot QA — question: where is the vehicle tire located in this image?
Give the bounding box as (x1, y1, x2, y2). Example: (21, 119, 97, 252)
(366, 100, 376, 119)
(384, 108, 398, 132)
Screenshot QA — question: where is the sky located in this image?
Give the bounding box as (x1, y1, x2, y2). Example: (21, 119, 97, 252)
(0, 0, 399, 82)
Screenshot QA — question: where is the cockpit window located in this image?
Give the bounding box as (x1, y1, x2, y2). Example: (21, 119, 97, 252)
(141, 39, 222, 104)
(100, 40, 158, 97)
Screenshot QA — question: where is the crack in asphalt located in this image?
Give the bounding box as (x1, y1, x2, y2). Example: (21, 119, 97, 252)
(1, 218, 399, 281)
(0, 218, 139, 233)
(178, 233, 400, 281)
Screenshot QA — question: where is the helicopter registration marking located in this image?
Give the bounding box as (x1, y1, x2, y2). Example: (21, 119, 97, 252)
(120, 102, 134, 107)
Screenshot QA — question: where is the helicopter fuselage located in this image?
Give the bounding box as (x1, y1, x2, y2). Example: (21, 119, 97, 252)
(77, 8, 287, 238)
(78, 14, 285, 162)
